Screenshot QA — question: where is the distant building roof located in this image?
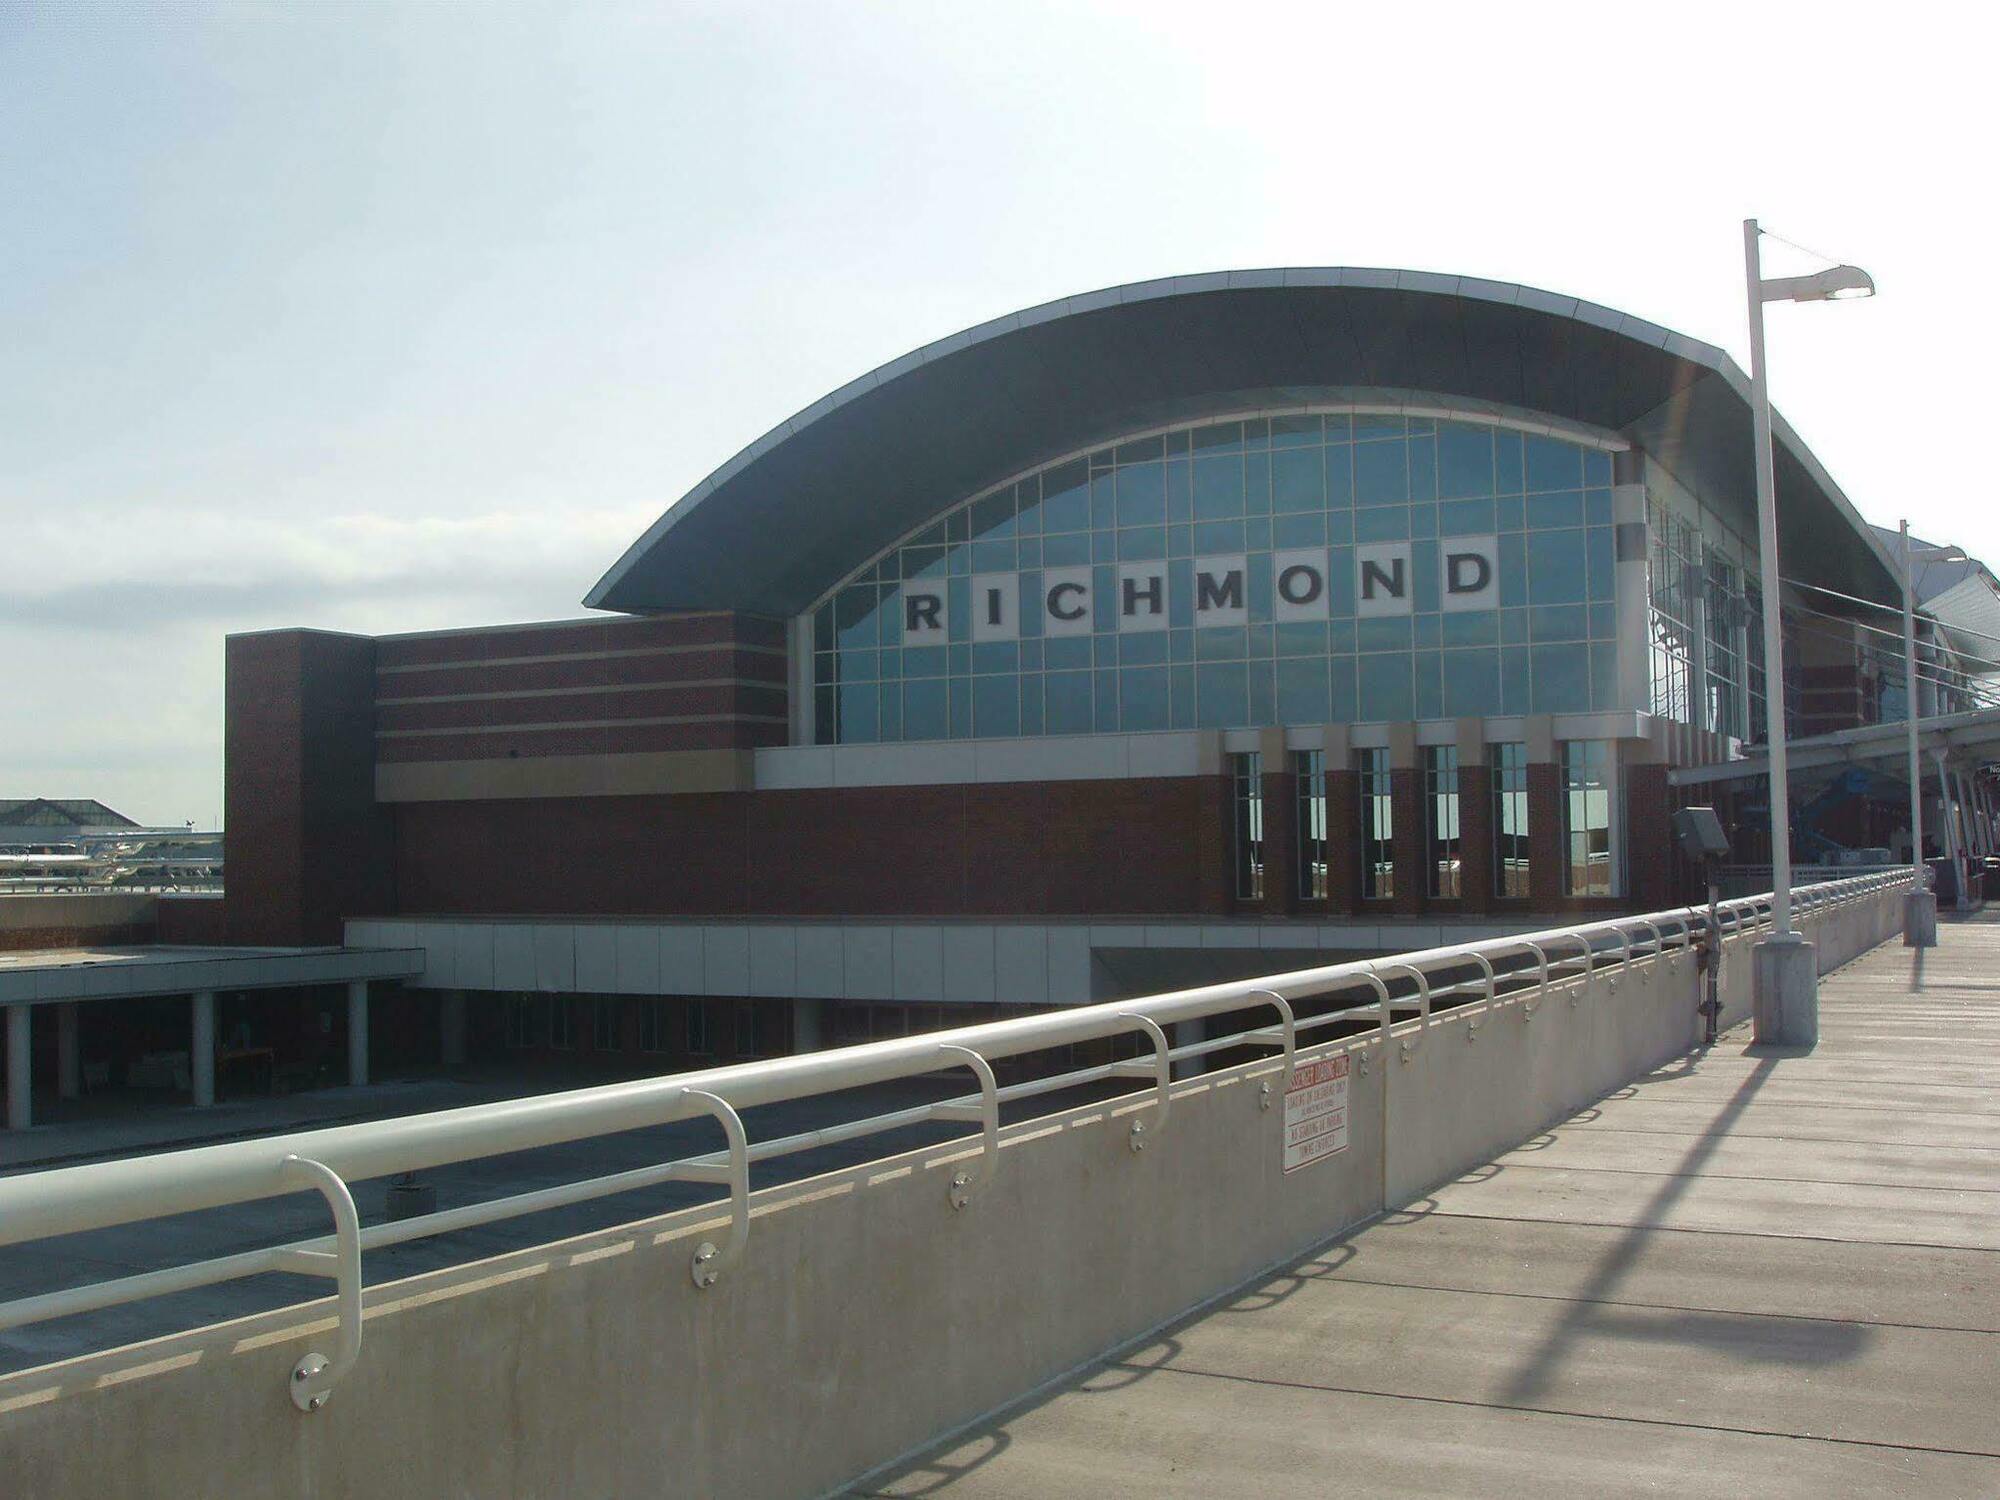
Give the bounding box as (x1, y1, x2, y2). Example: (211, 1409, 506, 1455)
(0, 799, 139, 830)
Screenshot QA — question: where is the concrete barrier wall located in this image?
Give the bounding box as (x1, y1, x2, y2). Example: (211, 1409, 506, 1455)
(0, 886, 1908, 1500)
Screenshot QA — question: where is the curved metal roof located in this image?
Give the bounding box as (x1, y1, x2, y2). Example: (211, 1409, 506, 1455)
(587, 268, 1900, 617)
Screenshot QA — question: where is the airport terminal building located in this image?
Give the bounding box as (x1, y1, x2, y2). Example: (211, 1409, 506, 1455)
(192, 269, 1996, 1070)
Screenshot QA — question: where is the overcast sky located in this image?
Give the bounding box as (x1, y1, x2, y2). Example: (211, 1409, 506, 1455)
(4, 1, 1994, 826)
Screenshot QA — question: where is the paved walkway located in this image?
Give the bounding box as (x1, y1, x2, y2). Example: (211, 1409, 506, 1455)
(869, 917, 2000, 1499)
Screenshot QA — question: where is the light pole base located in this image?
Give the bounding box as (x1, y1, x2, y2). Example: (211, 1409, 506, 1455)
(1753, 934, 1818, 1049)
(1904, 888, 1938, 948)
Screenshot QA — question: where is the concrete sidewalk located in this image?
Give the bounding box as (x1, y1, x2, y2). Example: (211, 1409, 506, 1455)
(866, 918, 2000, 1498)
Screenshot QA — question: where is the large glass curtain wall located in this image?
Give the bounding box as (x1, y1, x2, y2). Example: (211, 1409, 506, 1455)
(811, 412, 1621, 744)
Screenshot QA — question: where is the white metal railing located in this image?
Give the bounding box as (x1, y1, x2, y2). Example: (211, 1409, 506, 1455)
(0, 870, 1911, 1411)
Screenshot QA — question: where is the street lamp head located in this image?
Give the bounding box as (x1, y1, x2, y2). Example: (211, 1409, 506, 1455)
(1760, 264, 1876, 303)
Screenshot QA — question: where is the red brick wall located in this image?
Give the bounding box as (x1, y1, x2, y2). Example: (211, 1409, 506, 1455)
(388, 774, 1235, 919)
(1457, 762, 1494, 914)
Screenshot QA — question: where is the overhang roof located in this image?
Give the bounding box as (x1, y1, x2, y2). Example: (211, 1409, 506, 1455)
(588, 268, 1902, 618)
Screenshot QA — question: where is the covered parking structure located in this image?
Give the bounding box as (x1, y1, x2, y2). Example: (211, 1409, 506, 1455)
(0, 945, 423, 1130)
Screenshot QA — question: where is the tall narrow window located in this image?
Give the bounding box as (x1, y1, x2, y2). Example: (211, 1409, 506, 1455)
(1426, 745, 1460, 898)
(1294, 749, 1327, 900)
(1492, 743, 1531, 897)
(639, 999, 669, 1054)
(686, 999, 714, 1055)
(1563, 740, 1616, 896)
(1230, 751, 1264, 901)
(1357, 747, 1394, 900)
(549, 997, 575, 1050)
(592, 996, 620, 1052)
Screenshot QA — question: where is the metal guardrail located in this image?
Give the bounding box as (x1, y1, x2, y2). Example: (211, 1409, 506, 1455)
(0, 871, 1911, 1412)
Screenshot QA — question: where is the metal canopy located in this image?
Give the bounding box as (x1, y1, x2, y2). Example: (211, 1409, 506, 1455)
(587, 267, 1904, 618)
(1669, 705, 2000, 789)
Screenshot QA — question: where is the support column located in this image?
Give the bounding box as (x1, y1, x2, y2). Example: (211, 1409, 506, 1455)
(1322, 725, 1359, 914)
(1524, 716, 1564, 911)
(1454, 719, 1493, 914)
(6, 1003, 30, 1131)
(1388, 723, 1425, 916)
(1171, 1018, 1207, 1080)
(791, 997, 824, 1054)
(440, 990, 468, 1068)
(347, 979, 370, 1088)
(1259, 727, 1298, 916)
(57, 1001, 80, 1101)
(191, 990, 216, 1107)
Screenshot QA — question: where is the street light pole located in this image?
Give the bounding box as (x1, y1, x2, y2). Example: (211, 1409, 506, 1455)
(1742, 219, 1876, 1048)
(1745, 220, 1795, 940)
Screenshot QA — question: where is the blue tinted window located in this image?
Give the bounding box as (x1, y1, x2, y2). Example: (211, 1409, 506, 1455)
(1530, 644, 1590, 712)
(1528, 529, 1588, 604)
(1272, 449, 1324, 512)
(1117, 462, 1166, 525)
(1525, 436, 1583, 492)
(1358, 654, 1413, 719)
(1354, 441, 1408, 505)
(1196, 663, 1249, 727)
(974, 676, 1018, 736)
(1193, 456, 1244, 518)
(1046, 671, 1093, 734)
(1442, 649, 1501, 715)
(1438, 427, 1493, 498)
(1121, 667, 1170, 730)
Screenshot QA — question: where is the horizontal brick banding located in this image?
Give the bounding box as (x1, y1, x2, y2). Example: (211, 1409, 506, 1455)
(375, 683, 787, 734)
(377, 718, 786, 762)
(378, 648, 784, 699)
(375, 612, 782, 671)
(369, 613, 793, 777)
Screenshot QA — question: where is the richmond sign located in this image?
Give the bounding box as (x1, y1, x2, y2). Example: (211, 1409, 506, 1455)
(899, 537, 1500, 642)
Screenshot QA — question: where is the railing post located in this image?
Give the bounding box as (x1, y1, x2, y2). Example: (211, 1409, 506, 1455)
(933, 1044, 999, 1209)
(1113, 1014, 1172, 1151)
(683, 1090, 749, 1289)
(280, 1156, 361, 1414)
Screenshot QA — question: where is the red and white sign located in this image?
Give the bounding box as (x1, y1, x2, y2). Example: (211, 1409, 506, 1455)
(1283, 1054, 1350, 1173)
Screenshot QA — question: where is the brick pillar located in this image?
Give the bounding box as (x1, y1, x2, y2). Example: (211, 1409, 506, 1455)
(1527, 760, 1565, 911)
(226, 628, 395, 945)
(1458, 761, 1494, 913)
(1390, 767, 1426, 915)
(1326, 766, 1360, 913)
(1626, 760, 1674, 909)
(1260, 728, 1297, 916)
